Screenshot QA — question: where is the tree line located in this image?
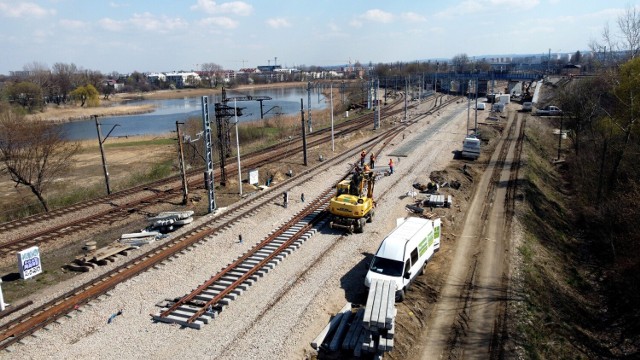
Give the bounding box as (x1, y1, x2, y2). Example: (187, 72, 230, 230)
(531, 6, 640, 355)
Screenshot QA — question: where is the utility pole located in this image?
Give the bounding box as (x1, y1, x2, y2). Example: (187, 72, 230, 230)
(175, 121, 188, 205)
(234, 99, 242, 196)
(307, 81, 313, 133)
(467, 80, 471, 135)
(94, 115, 119, 195)
(557, 113, 563, 161)
(403, 77, 408, 122)
(384, 77, 388, 105)
(330, 82, 335, 152)
(474, 77, 479, 133)
(301, 99, 308, 166)
(374, 78, 380, 130)
(367, 79, 372, 110)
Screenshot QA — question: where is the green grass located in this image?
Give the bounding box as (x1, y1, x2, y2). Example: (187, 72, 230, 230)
(124, 159, 175, 188)
(104, 138, 176, 148)
(48, 185, 105, 208)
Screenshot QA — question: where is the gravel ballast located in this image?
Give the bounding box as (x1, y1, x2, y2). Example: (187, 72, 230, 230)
(4, 96, 476, 360)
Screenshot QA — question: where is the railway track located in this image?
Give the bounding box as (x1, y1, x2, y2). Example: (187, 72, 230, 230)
(151, 95, 462, 329)
(152, 188, 334, 328)
(0, 93, 459, 350)
(0, 95, 411, 259)
(0, 122, 404, 350)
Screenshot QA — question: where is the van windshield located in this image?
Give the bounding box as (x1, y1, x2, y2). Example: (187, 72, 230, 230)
(369, 256, 404, 277)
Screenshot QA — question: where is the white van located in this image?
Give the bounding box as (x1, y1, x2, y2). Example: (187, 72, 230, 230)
(365, 217, 441, 301)
(475, 103, 486, 110)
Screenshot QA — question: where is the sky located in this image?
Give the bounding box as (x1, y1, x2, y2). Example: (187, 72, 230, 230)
(0, 0, 635, 75)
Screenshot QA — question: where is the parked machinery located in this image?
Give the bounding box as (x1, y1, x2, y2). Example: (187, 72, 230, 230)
(328, 168, 375, 233)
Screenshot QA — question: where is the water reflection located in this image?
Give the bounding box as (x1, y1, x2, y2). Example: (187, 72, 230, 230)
(59, 86, 326, 140)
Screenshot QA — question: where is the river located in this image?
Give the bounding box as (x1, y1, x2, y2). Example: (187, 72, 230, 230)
(59, 86, 327, 140)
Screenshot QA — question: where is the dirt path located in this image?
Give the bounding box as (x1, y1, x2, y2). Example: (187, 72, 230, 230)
(419, 110, 522, 358)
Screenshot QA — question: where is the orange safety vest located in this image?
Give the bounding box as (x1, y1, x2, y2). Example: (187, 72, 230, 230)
(389, 159, 393, 166)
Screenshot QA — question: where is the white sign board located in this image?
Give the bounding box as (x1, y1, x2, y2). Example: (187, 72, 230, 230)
(17, 246, 42, 280)
(249, 168, 259, 185)
(0, 279, 6, 311)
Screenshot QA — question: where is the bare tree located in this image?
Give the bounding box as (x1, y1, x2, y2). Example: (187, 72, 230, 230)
(51, 62, 79, 101)
(23, 61, 51, 90)
(617, 5, 640, 59)
(591, 6, 640, 64)
(451, 53, 470, 72)
(201, 62, 222, 87)
(0, 104, 80, 211)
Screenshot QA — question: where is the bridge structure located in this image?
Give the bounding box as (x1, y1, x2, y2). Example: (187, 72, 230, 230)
(380, 71, 543, 96)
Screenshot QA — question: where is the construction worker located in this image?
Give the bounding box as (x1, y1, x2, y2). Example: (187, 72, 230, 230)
(388, 158, 394, 175)
(363, 163, 371, 173)
(283, 191, 289, 208)
(369, 153, 376, 169)
(360, 150, 367, 167)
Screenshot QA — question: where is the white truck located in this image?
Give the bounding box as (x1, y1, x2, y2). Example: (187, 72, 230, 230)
(461, 136, 481, 160)
(365, 217, 442, 301)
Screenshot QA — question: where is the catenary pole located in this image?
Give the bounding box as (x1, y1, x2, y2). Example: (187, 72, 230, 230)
(176, 121, 188, 204)
(94, 115, 119, 195)
(234, 99, 242, 195)
(330, 82, 335, 152)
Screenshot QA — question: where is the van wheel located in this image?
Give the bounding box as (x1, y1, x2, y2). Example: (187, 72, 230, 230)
(419, 262, 426, 276)
(396, 290, 406, 302)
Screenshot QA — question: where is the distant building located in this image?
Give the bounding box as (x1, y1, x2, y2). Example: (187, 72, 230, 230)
(8, 70, 34, 78)
(102, 79, 125, 91)
(164, 72, 201, 88)
(147, 72, 167, 84)
(257, 65, 282, 72)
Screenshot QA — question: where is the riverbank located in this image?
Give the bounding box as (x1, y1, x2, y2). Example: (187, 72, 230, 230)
(26, 82, 306, 123)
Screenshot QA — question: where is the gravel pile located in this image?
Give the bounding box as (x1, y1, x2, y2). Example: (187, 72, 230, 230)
(5, 96, 473, 360)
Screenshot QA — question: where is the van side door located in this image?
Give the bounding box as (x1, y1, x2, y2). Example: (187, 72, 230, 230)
(403, 258, 412, 288)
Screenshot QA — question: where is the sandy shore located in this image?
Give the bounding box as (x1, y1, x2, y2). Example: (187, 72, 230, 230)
(28, 82, 306, 123)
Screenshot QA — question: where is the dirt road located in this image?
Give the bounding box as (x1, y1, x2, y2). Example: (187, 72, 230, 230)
(419, 111, 523, 358)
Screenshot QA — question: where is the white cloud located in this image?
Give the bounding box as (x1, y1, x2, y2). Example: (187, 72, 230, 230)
(488, 0, 539, 9)
(360, 9, 394, 23)
(436, 0, 539, 18)
(191, 0, 253, 16)
(98, 13, 187, 33)
(328, 22, 340, 32)
(349, 19, 363, 28)
(109, 1, 129, 8)
(130, 12, 187, 32)
(266, 18, 291, 29)
(0, 1, 56, 18)
(198, 17, 239, 29)
(401, 12, 426, 23)
(99, 18, 125, 32)
(59, 19, 87, 30)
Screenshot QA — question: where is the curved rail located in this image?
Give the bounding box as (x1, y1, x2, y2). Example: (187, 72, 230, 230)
(0, 92, 459, 349)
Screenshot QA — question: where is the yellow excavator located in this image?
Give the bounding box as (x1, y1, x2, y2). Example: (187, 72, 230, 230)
(328, 168, 375, 233)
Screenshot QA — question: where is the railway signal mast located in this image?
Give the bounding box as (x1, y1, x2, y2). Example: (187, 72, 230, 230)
(214, 88, 272, 186)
